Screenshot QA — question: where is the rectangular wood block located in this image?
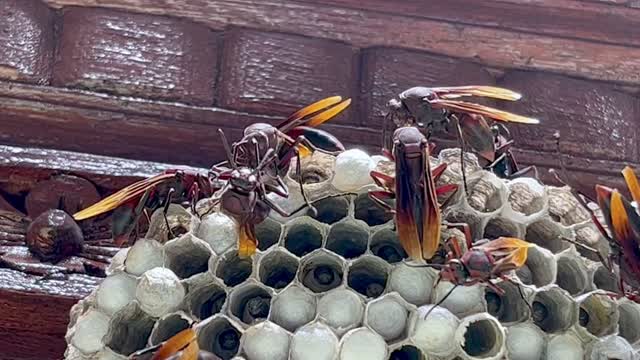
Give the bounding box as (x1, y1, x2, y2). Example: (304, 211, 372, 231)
(360, 47, 496, 130)
(219, 28, 358, 124)
(52, 7, 219, 105)
(499, 71, 639, 162)
(0, 0, 56, 83)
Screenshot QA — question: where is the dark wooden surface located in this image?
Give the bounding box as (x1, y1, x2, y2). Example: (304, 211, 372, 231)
(1, 1, 640, 359)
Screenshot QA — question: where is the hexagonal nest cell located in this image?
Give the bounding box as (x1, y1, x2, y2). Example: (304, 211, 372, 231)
(62, 145, 633, 360)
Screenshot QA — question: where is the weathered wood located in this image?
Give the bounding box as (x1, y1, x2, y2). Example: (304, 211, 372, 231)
(42, 0, 640, 85)
(0, 81, 381, 166)
(302, 0, 640, 47)
(0, 0, 56, 83)
(52, 6, 220, 105)
(0, 269, 100, 360)
(219, 28, 358, 123)
(0, 144, 207, 193)
(360, 47, 495, 129)
(499, 70, 640, 163)
(24, 174, 101, 218)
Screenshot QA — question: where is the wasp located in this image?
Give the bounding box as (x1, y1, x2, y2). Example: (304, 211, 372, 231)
(384, 86, 539, 190)
(414, 237, 534, 320)
(211, 96, 351, 215)
(73, 169, 219, 246)
(368, 125, 469, 263)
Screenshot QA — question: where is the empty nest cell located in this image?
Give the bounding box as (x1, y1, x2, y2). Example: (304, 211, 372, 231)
(215, 252, 253, 287)
(326, 221, 369, 259)
(258, 250, 299, 290)
(284, 219, 324, 257)
(255, 218, 282, 251)
(354, 193, 393, 227)
(307, 195, 350, 225)
(370, 228, 407, 264)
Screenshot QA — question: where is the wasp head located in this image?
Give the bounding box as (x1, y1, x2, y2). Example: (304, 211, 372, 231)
(440, 259, 468, 285)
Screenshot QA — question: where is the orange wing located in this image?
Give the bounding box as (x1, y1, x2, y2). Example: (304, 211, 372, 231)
(73, 172, 175, 221)
(429, 99, 539, 124)
(238, 223, 258, 258)
(610, 191, 635, 245)
(431, 86, 522, 101)
(622, 166, 640, 205)
(277, 96, 352, 157)
(421, 146, 441, 260)
(150, 328, 198, 360)
(478, 237, 533, 270)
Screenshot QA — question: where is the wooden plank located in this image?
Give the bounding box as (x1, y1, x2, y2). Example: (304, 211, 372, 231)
(0, 270, 100, 360)
(42, 0, 640, 85)
(302, 0, 640, 47)
(360, 47, 495, 129)
(52, 6, 220, 106)
(219, 27, 359, 123)
(499, 70, 640, 163)
(0, 0, 56, 83)
(0, 82, 380, 166)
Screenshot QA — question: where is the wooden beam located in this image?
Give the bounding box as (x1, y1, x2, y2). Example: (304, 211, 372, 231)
(0, 81, 380, 166)
(43, 0, 640, 85)
(305, 0, 640, 47)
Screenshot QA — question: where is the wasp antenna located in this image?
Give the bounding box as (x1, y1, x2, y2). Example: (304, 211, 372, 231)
(218, 129, 238, 170)
(423, 284, 458, 321)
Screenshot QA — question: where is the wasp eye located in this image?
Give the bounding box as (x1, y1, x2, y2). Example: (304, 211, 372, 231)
(424, 93, 437, 101)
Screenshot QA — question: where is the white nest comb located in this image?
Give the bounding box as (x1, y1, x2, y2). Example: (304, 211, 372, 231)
(63, 149, 640, 360)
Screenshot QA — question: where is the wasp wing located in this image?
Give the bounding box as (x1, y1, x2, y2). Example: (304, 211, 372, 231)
(431, 86, 522, 101)
(277, 97, 351, 133)
(394, 148, 424, 262)
(148, 328, 197, 360)
(420, 145, 442, 260)
(276, 97, 351, 157)
(459, 114, 496, 162)
(622, 166, 640, 205)
(73, 173, 175, 221)
(238, 222, 258, 258)
(429, 99, 539, 124)
(478, 237, 533, 273)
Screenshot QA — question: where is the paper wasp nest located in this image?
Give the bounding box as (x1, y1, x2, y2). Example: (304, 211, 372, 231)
(63, 149, 640, 360)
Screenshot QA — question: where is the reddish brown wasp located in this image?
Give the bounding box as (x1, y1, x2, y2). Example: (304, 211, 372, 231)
(384, 86, 539, 191)
(368, 124, 464, 262)
(415, 236, 534, 319)
(73, 169, 219, 246)
(590, 167, 640, 302)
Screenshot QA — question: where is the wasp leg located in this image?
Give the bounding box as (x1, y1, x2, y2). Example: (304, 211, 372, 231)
(368, 190, 396, 216)
(444, 222, 473, 251)
(451, 115, 469, 196)
(163, 188, 176, 239)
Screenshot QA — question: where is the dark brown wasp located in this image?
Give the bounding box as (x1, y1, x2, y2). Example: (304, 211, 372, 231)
(482, 120, 538, 179)
(210, 96, 351, 215)
(383, 86, 539, 191)
(206, 96, 353, 258)
(73, 168, 220, 246)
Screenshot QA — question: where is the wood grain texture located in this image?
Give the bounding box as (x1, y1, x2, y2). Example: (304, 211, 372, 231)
(360, 47, 495, 129)
(0, 144, 206, 194)
(301, 0, 640, 47)
(219, 28, 358, 123)
(498, 70, 640, 162)
(52, 6, 220, 105)
(0, 81, 380, 166)
(0, 270, 100, 360)
(0, 0, 56, 84)
(24, 174, 101, 218)
(42, 0, 640, 85)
